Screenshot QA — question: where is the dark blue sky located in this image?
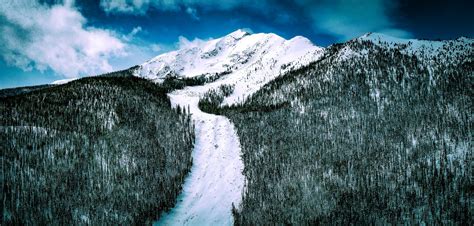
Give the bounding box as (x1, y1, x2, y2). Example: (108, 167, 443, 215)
(1, 0, 472, 89)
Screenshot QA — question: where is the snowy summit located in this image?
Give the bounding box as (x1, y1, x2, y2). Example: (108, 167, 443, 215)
(134, 29, 324, 105)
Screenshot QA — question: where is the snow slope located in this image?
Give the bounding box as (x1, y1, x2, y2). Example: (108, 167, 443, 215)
(155, 84, 244, 226)
(354, 32, 474, 64)
(135, 29, 324, 105)
(51, 78, 77, 85)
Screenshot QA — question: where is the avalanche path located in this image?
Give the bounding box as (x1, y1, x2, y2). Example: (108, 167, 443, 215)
(155, 86, 245, 226)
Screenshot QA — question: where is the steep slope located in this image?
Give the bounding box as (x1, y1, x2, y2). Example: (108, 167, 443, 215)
(1, 76, 195, 225)
(214, 34, 473, 224)
(134, 29, 324, 105)
(357, 33, 472, 64)
(244, 33, 473, 107)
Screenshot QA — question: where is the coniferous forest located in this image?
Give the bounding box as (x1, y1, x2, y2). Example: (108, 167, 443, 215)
(205, 39, 473, 224)
(1, 75, 195, 225)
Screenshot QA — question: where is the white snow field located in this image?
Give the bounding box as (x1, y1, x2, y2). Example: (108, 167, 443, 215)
(155, 86, 244, 226)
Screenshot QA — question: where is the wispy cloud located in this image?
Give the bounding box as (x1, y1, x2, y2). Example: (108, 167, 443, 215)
(100, 0, 154, 15)
(176, 36, 208, 49)
(123, 26, 143, 41)
(0, 0, 127, 78)
(295, 0, 411, 40)
(150, 44, 162, 52)
(186, 7, 199, 20)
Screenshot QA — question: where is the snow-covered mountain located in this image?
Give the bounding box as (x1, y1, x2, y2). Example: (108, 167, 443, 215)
(239, 32, 473, 109)
(132, 30, 324, 225)
(336, 32, 473, 65)
(134, 29, 324, 105)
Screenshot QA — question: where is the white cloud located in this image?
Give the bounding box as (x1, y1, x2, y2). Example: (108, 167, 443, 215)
(130, 26, 143, 36)
(150, 44, 162, 52)
(123, 26, 143, 41)
(176, 36, 208, 49)
(100, 0, 154, 15)
(0, 0, 126, 78)
(186, 7, 199, 20)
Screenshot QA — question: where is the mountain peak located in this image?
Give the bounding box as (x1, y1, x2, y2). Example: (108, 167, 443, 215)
(359, 32, 473, 45)
(134, 30, 324, 104)
(226, 29, 252, 40)
(358, 32, 408, 43)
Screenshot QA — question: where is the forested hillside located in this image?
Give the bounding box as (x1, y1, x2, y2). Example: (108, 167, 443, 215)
(1, 76, 195, 225)
(207, 36, 473, 224)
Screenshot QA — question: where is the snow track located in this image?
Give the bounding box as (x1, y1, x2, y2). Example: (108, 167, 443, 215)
(155, 87, 245, 226)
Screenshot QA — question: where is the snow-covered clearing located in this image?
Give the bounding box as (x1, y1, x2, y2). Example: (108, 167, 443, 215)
(155, 85, 245, 226)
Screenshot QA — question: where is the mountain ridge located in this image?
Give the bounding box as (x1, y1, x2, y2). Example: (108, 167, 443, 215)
(133, 29, 324, 105)
(135, 29, 321, 80)
(133, 30, 472, 105)
(45, 30, 472, 103)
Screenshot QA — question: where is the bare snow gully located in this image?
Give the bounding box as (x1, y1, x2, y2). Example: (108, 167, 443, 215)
(155, 87, 245, 226)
